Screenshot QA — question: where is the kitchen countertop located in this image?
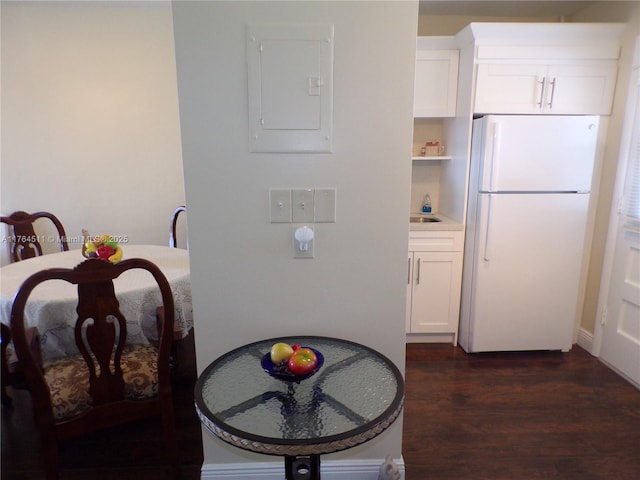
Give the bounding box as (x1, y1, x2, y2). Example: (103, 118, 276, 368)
(409, 212, 464, 231)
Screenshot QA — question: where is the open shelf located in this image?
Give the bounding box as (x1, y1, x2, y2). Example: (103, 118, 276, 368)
(412, 155, 452, 161)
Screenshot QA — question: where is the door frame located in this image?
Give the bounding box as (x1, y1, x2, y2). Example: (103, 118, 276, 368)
(592, 36, 640, 388)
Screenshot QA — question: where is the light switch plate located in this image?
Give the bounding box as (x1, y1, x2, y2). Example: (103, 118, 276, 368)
(292, 188, 315, 223)
(270, 189, 291, 223)
(314, 188, 336, 222)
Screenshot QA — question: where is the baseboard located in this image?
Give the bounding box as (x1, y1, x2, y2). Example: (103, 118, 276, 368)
(576, 327, 594, 354)
(200, 457, 405, 480)
(406, 332, 456, 344)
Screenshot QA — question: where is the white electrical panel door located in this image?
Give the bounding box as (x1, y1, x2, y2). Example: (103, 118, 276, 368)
(247, 24, 334, 153)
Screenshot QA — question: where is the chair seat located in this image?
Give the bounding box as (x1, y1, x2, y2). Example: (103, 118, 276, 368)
(44, 344, 159, 421)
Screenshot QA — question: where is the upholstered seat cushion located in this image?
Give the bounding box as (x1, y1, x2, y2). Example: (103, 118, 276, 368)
(43, 344, 159, 421)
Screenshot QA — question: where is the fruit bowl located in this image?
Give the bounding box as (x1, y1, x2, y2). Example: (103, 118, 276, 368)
(81, 230, 123, 264)
(261, 348, 324, 382)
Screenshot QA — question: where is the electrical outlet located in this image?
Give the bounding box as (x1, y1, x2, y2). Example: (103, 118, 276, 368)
(293, 224, 314, 258)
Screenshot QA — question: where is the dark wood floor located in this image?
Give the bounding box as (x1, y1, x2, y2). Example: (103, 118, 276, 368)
(2, 344, 639, 479)
(403, 344, 640, 480)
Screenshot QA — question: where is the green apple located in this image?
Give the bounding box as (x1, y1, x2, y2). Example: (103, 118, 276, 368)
(270, 342, 294, 364)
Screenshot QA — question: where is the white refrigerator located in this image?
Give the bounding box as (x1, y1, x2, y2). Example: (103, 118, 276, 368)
(459, 115, 600, 353)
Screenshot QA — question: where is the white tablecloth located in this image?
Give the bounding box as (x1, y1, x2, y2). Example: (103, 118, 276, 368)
(0, 245, 192, 361)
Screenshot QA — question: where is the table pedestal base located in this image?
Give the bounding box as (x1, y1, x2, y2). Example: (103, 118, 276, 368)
(285, 455, 321, 480)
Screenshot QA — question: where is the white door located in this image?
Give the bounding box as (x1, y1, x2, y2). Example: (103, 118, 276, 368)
(546, 63, 618, 115)
(597, 52, 640, 387)
(467, 192, 590, 352)
(474, 63, 547, 114)
(410, 251, 461, 334)
(477, 115, 599, 192)
(414, 48, 459, 117)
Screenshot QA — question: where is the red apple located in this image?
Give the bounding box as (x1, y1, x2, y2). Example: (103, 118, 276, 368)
(287, 347, 318, 375)
(96, 245, 116, 259)
(291, 344, 302, 351)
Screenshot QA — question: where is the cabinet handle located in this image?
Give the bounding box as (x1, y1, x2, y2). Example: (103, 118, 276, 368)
(547, 77, 557, 109)
(407, 257, 411, 285)
(416, 258, 421, 285)
(537, 77, 546, 108)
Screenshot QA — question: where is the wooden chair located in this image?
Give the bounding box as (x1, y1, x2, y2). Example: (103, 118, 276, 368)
(169, 206, 187, 249)
(10, 258, 182, 479)
(1, 323, 39, 407)
(1, 211, 69, 262)
(1, 323, 13, 406)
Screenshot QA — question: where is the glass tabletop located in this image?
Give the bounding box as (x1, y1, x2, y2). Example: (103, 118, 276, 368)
(195, 336, 404, 456)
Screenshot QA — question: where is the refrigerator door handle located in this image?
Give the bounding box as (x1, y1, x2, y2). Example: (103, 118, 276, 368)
(488, 122, 502, 192)
(483, 194, 493, 262)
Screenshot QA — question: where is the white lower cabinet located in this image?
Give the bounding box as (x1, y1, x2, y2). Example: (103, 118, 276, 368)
(406, 231, 463, 344)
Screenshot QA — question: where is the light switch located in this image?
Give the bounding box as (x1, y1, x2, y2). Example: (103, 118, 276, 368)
(314, 188, 336, 222)
(270, 189, 291, 223)
(292, 188, 314, 223)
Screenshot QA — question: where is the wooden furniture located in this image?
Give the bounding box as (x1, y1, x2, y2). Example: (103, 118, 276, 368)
(195, 336, 404, 480)
(1, 323, 12, 406)
(9, 257, 182, 479)
(0, 245, 193, 362)
(169, 206, 187, 249)
(1, 210, 69, 262)
(1, 323, 39, 407)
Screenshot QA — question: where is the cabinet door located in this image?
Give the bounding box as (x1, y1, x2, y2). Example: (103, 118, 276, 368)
(544, 63, 618, 114)
(414, 50, 459, 117)
(409, 251, 462, 334)
(474, 63, 546, 114)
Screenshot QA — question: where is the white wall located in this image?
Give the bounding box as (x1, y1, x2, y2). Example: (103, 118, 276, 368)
(1, 1, 185, 265)
(172, 0, 416, 472)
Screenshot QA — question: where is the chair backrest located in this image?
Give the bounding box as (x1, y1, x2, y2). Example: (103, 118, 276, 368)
(9, 258, 179, 479)
(1, 211, 69, 262)
(169, 206, 187, 249)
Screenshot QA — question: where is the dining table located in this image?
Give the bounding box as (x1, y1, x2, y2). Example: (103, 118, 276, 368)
(195, 335, 404, 480)
(0, 245, 192, 362)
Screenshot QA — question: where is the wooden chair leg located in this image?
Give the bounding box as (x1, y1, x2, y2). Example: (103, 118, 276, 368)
(40, 424, 60, 480)
(1, 323, 13, 407)
(160, 393, 182, 479)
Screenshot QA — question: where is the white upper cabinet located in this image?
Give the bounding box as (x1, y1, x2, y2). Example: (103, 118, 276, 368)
(460, 23, 625, 116)
(475, 60, 619, 115)
(414, 38, 459, 117)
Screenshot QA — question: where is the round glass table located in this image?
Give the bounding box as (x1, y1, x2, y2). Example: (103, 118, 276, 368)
(194, 336, 404, 480)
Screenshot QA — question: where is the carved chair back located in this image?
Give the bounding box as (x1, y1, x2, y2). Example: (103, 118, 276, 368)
(1, 211, 69, 262)
(9, 258, 181, 479)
